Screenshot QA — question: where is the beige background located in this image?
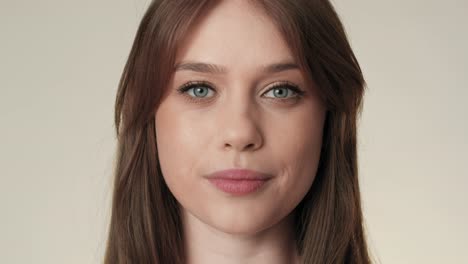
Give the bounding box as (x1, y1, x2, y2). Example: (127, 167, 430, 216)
(1, 0, 467, 263)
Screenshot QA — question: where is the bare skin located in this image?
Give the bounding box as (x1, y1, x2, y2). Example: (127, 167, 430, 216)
(155, 1, 327, 263)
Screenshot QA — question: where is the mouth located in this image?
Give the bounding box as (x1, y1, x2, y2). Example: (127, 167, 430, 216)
(205, 168, 272, 195)
(205, 168, 273, 180)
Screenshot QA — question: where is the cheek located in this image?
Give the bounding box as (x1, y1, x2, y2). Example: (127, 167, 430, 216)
(155, 106, 200, 196)
(271, 107, 325, 202)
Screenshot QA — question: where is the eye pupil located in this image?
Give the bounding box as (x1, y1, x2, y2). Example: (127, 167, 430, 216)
(194, 87, 208, 97)
(274, 87, 288, 98)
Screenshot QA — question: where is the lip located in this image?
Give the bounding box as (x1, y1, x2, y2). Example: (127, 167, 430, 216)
(205, 168, 273, 180)
(205, 169, 272, 195)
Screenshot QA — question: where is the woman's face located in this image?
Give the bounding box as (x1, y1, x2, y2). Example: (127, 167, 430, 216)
(155, 0, 327, 235)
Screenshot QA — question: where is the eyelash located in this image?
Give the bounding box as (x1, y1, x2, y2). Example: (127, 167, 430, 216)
(176, 80, 305, 104)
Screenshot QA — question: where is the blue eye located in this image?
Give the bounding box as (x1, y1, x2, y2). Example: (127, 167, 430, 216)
(262, 84, 304, 99)
(179, 82, 217, 97)
(176, 81, 305, 103)
(177, 81, 216, 100)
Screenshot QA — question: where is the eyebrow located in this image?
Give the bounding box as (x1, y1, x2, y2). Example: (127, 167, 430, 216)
(174, 60, 300, 74)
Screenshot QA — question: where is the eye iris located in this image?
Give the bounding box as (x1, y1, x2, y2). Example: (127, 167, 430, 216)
(273, 87, 288, 98)
(194, 86, 208, 97)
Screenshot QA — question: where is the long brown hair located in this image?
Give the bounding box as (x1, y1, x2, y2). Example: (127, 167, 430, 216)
(104, 0, 373, 263)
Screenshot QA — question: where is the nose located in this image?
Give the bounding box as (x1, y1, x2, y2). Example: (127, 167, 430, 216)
(218, 100, 263, 153)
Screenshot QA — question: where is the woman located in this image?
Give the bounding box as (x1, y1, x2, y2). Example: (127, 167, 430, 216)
(105, 0, 373, 263)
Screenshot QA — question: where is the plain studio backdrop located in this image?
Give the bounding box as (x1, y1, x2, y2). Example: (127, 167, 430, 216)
(1, 0, 467, 263)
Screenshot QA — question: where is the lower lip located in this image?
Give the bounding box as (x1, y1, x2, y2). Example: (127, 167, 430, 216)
(207, 178, 270, 195)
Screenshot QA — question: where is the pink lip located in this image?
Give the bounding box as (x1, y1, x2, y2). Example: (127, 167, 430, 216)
(206, 168, 273, 180)
(205, 169, 272, 195)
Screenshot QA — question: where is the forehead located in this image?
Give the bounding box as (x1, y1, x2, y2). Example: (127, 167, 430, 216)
(175, 0, 296, 73)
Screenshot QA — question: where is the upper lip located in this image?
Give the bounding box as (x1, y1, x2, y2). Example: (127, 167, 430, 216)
(205, 168, 273, 180)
